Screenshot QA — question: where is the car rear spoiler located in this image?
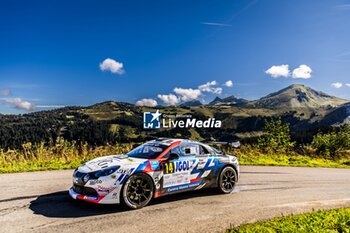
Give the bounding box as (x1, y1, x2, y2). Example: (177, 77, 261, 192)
(206, 141, 241, 148)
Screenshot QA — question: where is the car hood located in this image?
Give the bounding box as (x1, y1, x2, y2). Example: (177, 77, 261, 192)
(78, 154, 147, 173)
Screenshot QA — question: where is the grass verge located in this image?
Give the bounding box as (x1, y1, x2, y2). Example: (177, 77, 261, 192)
(237, 153, 350, 168)
(0, 142, 349, 173)
(227, 208, 350, 233)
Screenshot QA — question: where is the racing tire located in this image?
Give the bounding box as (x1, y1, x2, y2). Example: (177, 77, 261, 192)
(121, 173, 154, 209)
(217, 166, 237, 194)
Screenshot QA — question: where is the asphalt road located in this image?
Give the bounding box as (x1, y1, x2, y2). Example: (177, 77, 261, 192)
(1, 166, 350, 233)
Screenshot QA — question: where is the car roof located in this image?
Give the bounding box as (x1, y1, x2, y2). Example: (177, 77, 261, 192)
(146, 138, 203, 147)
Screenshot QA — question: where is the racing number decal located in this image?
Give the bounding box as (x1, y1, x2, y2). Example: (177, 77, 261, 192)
(162, 160, 193, 188)
(164, 162, 174, 174)
(164, 160, 190, 174)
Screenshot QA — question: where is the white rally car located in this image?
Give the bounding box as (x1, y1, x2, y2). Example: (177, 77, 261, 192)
(69, 138, 239, 209)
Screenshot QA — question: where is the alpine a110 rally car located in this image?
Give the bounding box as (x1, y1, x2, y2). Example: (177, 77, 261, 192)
(69, 138, 240, 209)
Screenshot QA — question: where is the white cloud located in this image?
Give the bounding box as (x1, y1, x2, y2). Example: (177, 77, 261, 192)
(0, 98, 35, 111)
(224, 80, 233, 87)
(331, 82, 343, 88)
(201, 22, 231, 27)
(99, 58, 125, 75)
(0, 88, 11, 96)
(36, 105, 65, 108)
(157, 94, 180, 106)
(346, 83, 350, 87)
(265, 65, 290, 78)
(292, 65, 312, 79)
(198, 80, 217, 91)
(334, 4, 350, 10)
(174, 88, 202, 101)
(135, 98, 158, 107)
(198, 81, 222, 94)
(211, 87, 222, 94)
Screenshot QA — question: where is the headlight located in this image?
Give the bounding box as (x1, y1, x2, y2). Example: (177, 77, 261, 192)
(94, 166, 120, 178)
(83, 174, 90, 183)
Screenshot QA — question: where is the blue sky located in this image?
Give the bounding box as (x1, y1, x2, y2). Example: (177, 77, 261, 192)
(1, 0, 350, 113)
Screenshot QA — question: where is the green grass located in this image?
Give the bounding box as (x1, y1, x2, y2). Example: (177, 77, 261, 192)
(237, 153, 350, 168)
(227, 208, 350, 233)
(220, 145, 350, 169)
(0, 140, 133, 173)
(0, 142, 349, 173)
(0, 158, 86, 173)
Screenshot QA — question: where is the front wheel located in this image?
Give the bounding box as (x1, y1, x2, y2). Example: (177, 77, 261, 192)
(121, 173, 154, 209)
(217, 166, 237, 194)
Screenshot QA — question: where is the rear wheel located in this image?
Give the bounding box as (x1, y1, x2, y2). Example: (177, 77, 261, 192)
(217, 166, 237, 194)
(121, 173, 154, 209)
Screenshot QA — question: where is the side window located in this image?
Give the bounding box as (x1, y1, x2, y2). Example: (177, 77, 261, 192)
(170, 144, 210, 157)
(201, 145, 216, 156)
(178, 144, 200, 157)
(162, 150, 170, 159)
(199, 145, 210, 155)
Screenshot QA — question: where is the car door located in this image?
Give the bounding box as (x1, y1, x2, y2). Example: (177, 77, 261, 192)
(161, 143, 200, 193)
(189, 144, 217, 186)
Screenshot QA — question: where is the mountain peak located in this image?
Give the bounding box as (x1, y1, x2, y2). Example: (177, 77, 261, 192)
(251, 84, 348, 109)
(179, 100, 202, 107)
(208, 95, 248, 106)
(213, 97, 223, 102)
(288, 84, 305, 89)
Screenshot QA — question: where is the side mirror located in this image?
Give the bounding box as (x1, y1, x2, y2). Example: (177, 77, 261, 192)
(230, 141, 241, 148)
(168, 153, 179, 160)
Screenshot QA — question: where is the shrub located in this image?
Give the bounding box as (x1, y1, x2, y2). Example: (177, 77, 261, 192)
(311, 125, 350, 159)
(258, 118, 295, 153)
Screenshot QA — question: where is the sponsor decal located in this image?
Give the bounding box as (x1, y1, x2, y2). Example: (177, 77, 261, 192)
(163, 160, 192, 174)
(153, 173, 162, 183)
(98, 190, 109, 195)
(162, 160, 194, 188)
(150, 160, 160, 170)
(97, 185, 114, 194)
(97, 160, 112, 167)
(89, 179, 102, 185)
(116, 168, 134, 174)
(83, 195, 98, 200)
(167, 181, 201, 192)
(163, 172, 191, 188)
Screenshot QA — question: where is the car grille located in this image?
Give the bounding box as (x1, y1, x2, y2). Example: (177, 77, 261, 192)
(73, 184, 98, 196)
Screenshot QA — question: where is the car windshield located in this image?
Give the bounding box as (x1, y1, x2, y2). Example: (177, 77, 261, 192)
(127, 144, 168, 159)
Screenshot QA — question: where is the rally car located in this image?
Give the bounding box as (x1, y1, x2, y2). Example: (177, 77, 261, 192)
(69, 138, 240, 209)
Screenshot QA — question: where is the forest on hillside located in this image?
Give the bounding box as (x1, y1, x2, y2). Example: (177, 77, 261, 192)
(0, 104, 335, 150)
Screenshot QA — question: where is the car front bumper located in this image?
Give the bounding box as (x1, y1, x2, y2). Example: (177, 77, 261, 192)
(69, 187, 102, 203)
(69, 185, 122, 204)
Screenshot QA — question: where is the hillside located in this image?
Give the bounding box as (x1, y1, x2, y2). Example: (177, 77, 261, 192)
(320, 103, 350, 126)
(0, 84, 348, 149)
